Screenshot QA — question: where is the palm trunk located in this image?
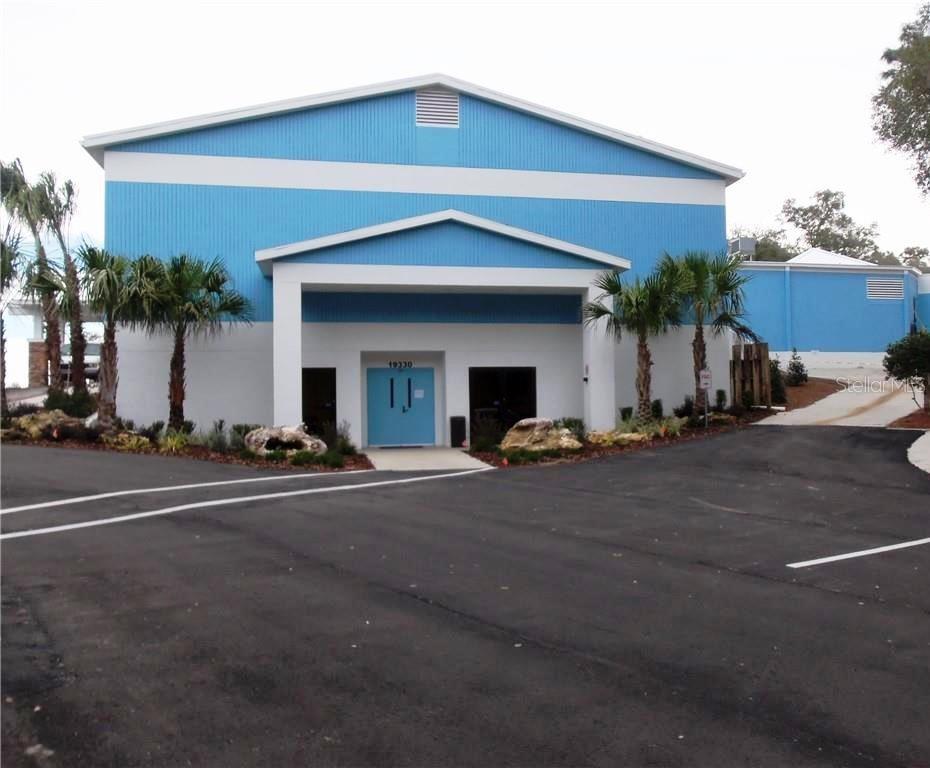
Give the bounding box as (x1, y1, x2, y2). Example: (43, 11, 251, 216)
(693, 322, 707, 413)
(26, 222, 62, 391)
(168, 325, 186, 431)
(1, 312, 7, 416)
(97, 319, 118, 431)
(53, 227, 86, 394)
(924, 376, 929, 414)
(636, 332, 653, 418)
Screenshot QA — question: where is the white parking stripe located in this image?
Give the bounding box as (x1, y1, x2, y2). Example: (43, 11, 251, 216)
(0, 467, 494, 540)
(787, 537, 930, 568)
(1, 470, 373, 515)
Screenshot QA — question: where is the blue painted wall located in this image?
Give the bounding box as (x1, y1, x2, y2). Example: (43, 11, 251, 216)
(918, 293, 930, 330)
(302, 292, 582, 324)
(106, 181, 726, 320)
(741, 267, 916, 352)
(284, 221, 594, 269)
(109, 92, 721, 180)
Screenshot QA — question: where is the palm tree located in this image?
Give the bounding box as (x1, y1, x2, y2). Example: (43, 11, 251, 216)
(1, 159, 63, 391)
(79, 246, 135, 431)
(135, 254, 252, 430)
(1, 224, 22, 416)
(584, 269, 681, 418)
(37, 173, 87, 393)
(660, 251, 757, 413)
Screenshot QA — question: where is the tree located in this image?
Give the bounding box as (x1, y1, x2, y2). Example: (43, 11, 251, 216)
(730, 227, 798, 262)
(872, 4, 930, 195)
(1, 159, 63, 391)
(79, 246, 134, 431)
(583, 269, 681, 418)
(136, 254, 251, 430)
(661, 251, 757, 413)
(901, 246, 930, 271)
(1, 223, 22, 415)
(781, 190, 881, 260)
(884, 331, 930, 413)
(37, 173, 87, 393)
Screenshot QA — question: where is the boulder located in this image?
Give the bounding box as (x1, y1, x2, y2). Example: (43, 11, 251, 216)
(11, 409, 86, 440)
(501, 418, 583, 452)
(586, 429, 649, 447)
(244, 425, 327, 457)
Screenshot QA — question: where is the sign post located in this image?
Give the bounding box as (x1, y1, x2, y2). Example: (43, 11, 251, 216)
(699, 369, 712, 427)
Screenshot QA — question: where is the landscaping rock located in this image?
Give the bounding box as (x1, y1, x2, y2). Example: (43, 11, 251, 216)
(244, 425, 327, 457)
(586, 430, 650, 447)
(101, 432, 152, 452)
(501, 418, 583, 452)
(11, 409, 85, 440)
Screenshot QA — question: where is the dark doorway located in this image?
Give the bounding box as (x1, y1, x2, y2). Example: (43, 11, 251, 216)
(468, 367, 536, 440)
(302, 368, 336, 434)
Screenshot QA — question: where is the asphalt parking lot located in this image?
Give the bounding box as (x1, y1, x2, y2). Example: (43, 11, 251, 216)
(2, 426, 929, 767)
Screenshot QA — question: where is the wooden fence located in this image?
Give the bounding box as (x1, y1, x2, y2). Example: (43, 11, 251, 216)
(730, 342, 772, 408)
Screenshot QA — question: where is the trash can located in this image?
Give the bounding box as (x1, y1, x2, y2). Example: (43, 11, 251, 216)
(450, 416, 467, 448)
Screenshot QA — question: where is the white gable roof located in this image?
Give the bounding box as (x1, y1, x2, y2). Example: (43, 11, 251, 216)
(254, 209, 630, 275)
(81, 74, 744, 183)
(787, 248, 871, 267)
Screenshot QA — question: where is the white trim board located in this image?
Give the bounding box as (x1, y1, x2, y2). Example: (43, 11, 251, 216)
(255, 209, 630, 274)
(83, 74, 744, 183)
(104, 151, 726, 207)
(739, 262, 921, 277)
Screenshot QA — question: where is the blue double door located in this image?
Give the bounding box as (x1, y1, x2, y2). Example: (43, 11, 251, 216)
(366, 367, 436, 446)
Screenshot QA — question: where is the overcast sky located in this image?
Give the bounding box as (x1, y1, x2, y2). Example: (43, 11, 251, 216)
(1, 0, 927, 254)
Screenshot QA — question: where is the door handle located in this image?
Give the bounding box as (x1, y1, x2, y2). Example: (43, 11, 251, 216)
(407, 378, 412, 409)
(389, 377, 394, 408)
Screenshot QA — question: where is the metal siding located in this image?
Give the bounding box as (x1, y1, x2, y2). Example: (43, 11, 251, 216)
(740, 267, 915, 352)
(282, 221, 596, 269)
(301, 292, 582, 323)
(106, 182, 726, 321)
(109, 92, 720, 179)
(918, 294, 930, 331)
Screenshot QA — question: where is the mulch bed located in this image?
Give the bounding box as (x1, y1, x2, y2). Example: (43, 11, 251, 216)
(470, 411, 773, 468)
(784, 377, 845, 411)
(888, 409, 930, 429)
(1, 438, 374, 472)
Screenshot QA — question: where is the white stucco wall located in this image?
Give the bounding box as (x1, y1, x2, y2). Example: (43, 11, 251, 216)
(614, 326, 733, 416)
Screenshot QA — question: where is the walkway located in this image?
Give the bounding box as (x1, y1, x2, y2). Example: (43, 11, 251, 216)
(760, 366, 917, 427)
(365, 446, 491, 471)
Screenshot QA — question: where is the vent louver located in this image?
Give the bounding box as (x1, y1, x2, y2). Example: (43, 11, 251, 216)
(866, 278, 904, 299)
(416, 88, 459, 127)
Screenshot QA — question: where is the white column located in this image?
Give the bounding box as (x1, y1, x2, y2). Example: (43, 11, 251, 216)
(582, 285, 617, 431)
(272, 272, 302, 426)
(340, 355, 364, 448)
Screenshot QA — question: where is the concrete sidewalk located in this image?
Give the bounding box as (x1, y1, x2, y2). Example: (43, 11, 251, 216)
(760, 367, 917, 427)
(908, 432, 930, 475)
(365, 447, 491, 471)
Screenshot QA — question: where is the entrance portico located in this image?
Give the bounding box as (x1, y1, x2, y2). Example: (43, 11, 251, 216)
(257, 210, 628, 447)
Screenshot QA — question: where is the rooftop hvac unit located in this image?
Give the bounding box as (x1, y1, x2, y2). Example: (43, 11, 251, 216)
(728, 237, 757, 260)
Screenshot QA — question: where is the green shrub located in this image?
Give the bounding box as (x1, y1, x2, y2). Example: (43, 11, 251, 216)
(619, 406, 634, 421)
(205, 419, 228, 453)
(650, 399, 664, 419)
(230, 423, 261, 452)
(673, 396, 694, 418)
(318, 449, 345, 468)
(499, 446, 577, 465)
(137, 420, 165, 441)
(159, 430, 189, 454)
(715, 389, 727, 412)
(741, 389, 755, 410)
(44, 389, 97, 418)
(113, 416, 135, 432)
(554, 417, 585, 442)
(770, 358, 787, 405)
(470, 414, 503, 452)
(264, 449, 287, 462)
(785, 348, 808, 386)
(290, 449, 319, 466)
(321, 419, 358, 455)
(884, 330, 930, 411)
(179, 420, 196, 435)
(102, 432, 151, 452)
(239, 447, 257, 461)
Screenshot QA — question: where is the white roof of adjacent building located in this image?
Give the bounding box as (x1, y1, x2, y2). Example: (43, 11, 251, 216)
(81, 73, 745, 183)
(787, 248, 871, 267)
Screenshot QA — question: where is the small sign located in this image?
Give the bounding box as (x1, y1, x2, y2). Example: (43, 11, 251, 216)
(413, 389, 425, 399)
(699, 369, 712, 390)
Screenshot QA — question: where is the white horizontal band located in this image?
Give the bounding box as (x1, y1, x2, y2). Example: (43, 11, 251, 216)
(105, 151, 725, 206)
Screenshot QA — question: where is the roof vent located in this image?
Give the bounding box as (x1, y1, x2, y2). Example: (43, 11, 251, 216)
(416, 88, 459, 127)
(866, 278, 904, 300)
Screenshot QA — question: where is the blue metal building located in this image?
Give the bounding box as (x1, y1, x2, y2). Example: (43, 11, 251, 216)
(82, 74, 743, 446)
